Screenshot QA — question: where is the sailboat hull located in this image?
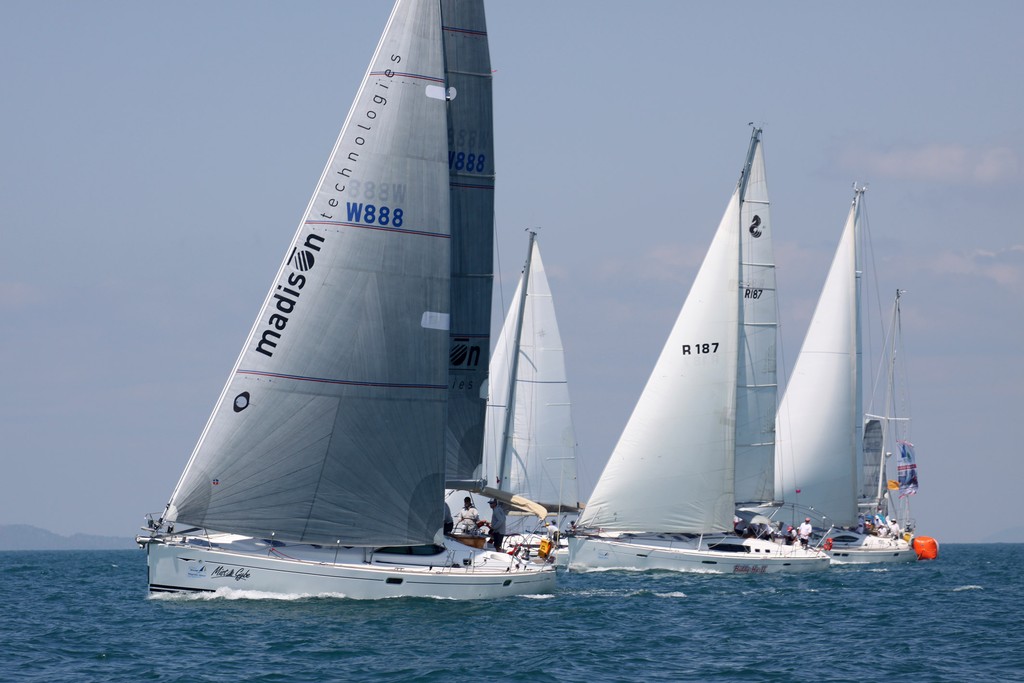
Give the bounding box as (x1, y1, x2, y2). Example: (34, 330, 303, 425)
(568, 534, 829, 574)
(824, 532, 918, 565)
(141, 533, 555, 600)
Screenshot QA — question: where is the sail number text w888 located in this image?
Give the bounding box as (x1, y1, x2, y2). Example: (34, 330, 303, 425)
(346, 202, 404, 227)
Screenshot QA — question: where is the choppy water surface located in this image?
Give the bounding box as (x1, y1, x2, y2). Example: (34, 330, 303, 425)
(1, 544, 1020, 682)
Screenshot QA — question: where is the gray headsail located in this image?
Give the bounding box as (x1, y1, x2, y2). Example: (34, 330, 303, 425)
(165, 0, 453, 547)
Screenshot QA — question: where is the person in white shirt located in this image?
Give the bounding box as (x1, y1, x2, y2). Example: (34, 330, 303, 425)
(453, 496, 478, 532)
(797, 517, 813, 549)
(888, 517, 902, 539)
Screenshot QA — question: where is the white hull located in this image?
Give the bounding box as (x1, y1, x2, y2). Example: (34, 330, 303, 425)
(141, 532, 555, 600)
(568, 534, 830, 574)
(825, 532, 918, 565)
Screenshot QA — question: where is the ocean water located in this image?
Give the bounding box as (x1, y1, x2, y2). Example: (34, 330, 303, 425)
(1, 544, 1020, 683)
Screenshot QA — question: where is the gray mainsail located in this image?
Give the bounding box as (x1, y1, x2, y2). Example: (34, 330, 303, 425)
(440, 0, 495, 487)
(165, 0, 460, 547)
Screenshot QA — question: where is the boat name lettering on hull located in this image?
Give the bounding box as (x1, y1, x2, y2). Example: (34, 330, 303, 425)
(255, 233, 325, 358)
(211, 565, 251, 581)
(732, 565, 767, 574)
(681, 343, 719, 355)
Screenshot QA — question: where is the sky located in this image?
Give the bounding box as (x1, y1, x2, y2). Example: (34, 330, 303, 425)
(1, 1, 1021, 544)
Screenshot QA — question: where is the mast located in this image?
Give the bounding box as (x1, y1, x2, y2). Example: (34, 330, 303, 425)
(737, 126, 761, 198)
(872, 289, 906, 513)
(853, 186, 866, 516)
(497, 230, 536, 491)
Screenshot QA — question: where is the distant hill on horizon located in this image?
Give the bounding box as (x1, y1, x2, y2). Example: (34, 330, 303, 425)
(0, 524, 136, 550)
(982, 526, 1024, 544)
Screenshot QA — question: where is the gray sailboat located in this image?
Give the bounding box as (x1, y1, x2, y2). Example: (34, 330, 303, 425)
(137, 0, 555, 599)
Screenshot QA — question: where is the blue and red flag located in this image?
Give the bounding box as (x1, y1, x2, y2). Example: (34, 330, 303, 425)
(897, 441, 919, 498)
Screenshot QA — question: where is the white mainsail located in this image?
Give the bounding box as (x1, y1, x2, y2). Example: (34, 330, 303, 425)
(734, 138, 778, 506)
(484, 232, 581, 513)
(775, 188, 864, 528)
(580, 128, 774, 534)
(164, 0, 475, 548)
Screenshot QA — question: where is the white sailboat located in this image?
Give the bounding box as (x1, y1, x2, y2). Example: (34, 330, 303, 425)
(136, 0, 555, 599)
(568, 128, 829, 574)
(774, 187, 932, 564)
(479, 231, 582, 564)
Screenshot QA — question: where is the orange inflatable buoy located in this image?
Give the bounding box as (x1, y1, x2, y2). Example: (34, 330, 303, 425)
(912, 535, 939, 560)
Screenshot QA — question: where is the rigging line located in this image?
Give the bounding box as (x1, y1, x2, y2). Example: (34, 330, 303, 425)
(482, 217, 511, 476)
(895, 291, 913, 442)
(860, 190, 886, 398)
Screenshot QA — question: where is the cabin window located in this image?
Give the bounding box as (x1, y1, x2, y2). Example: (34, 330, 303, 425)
(707, 543, 750, 553)
(374, 544, 446, 555)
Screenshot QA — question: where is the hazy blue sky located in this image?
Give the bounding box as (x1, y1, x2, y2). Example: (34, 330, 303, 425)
(2, 2, 1020, 543)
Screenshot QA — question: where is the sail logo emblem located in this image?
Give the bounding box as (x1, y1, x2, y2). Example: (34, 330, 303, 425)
(748, 215, 763, 238)
(290, 249, 316, 271)
(450, 338, 481, 368)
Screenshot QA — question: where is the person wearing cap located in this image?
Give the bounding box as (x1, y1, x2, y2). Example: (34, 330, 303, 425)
(487, 499, 507, 552)
(797, 517, 813, 548)
(887, 517, 902, 538)
(453, 496, 478, 533)
(785, 525, 797, 545)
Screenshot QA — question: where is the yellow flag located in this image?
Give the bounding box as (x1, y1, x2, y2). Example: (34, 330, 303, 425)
(887, 480, 899, 490)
